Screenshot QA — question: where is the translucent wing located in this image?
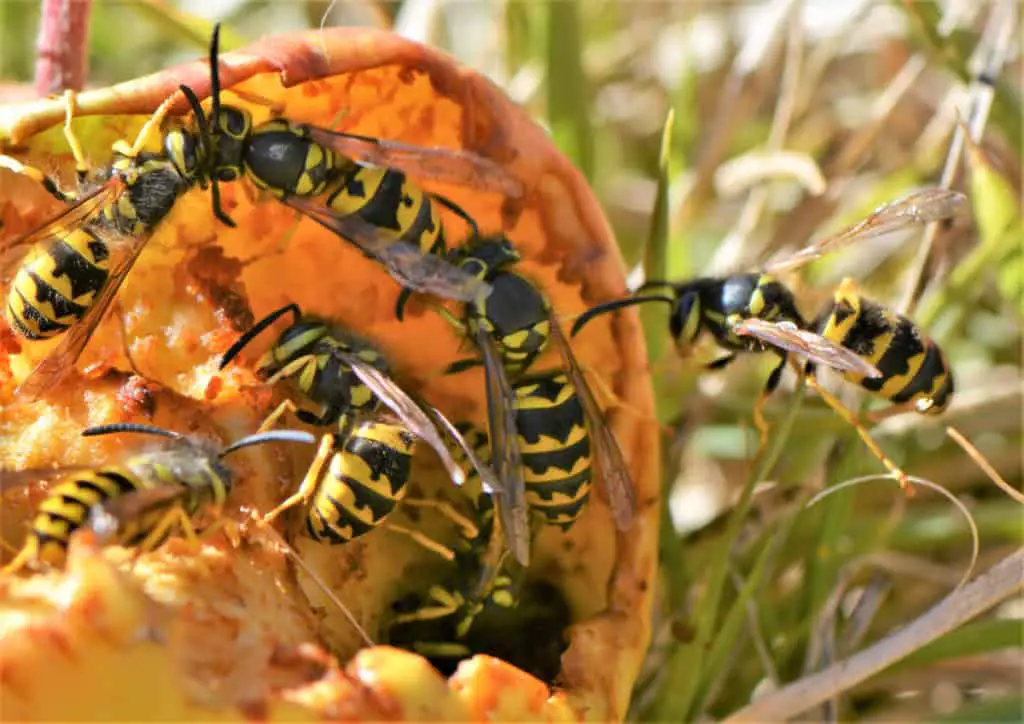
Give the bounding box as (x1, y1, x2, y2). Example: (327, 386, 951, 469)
(304, 127, 524, 198)
(332, 348, 468, 488)
(732, 318, 882, 378)
(15, 222, 156, 400)
(1, 181, 119, 279)
(425, 407, 505, 496)
(0, 466, 80, 493)
(84, 485, 188, 545)
(766, 189, 969, 274)
(475, 327, 531, 567)
(284, 195, 491, 304)
(549, 318, 636, 531)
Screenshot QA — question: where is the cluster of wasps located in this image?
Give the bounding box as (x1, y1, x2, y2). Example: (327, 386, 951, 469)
(0, 23, 966, 677)
(0, 24, 632, 674)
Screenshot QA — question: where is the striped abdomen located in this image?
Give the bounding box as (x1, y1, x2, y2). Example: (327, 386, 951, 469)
(816, 279, 954, 413)
(306, 421, 417, 544)
(514, 372, 592, 530)
(20, 467, 146, 568)
(6, 226, 110, 339)
(325, 165, 444, 256)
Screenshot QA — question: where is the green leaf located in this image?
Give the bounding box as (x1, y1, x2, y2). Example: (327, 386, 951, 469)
(640, 108, 674, 367)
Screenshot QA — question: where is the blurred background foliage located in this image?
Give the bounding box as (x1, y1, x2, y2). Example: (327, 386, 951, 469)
(1, 0, 1021, 721)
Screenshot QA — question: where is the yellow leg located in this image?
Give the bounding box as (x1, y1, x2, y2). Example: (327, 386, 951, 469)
(138, 505, 196, 553)
(263, 354, 318, 388)
(263, 434, 334, 524)
(259, 399, 301, 433)
(62, 90, 89, 179)
(383, 522, 456, 561)
(402, 498, 479, 540)
(0, 154, 74, 203)
(112, 91, 179, 159)
(752, 391, 771, 453)
(806, 376, 912, 492)
(2, 543, 37, 574)
(391, 587, 462, 625)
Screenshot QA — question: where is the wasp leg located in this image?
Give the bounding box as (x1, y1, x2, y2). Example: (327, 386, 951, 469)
(431, 194, 480, 241)
(383, 522, 456, 561)
(262, 354, 318, 388)
(806, 374, 912, 491)
(138, 505, 198, 554)
(2, 543, 37, 574)
(62, 90, 90, 183)
(753, 352, 788, 451)
(258, 399, 301, 433)
(864, 402, 922, 424)
(390, 587, 463, 625)
(0, 154, 77, 204)
(112, 91, 180, 160)
(413, 641, 472, 658)
(402, 498, 479, 539)
(264, 434, 335, 523)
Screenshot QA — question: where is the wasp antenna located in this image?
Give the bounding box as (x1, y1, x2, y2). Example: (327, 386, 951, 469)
(220, 429, 316, 458)
(219, 303, 304, 370)
(82, 423, 187, 442)
(209, 23, 223, 121)
(570, 294, 676, 337)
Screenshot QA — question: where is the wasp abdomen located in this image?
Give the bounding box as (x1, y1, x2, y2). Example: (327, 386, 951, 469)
(7, 228, 111, 339)
(27, 468, 142, 567)
(514, 373, 593, 529)
(307, 422, 417, 544)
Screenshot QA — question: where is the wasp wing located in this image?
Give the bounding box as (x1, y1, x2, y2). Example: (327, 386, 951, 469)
(766, 189, 968, 275)
(84, 485, 189, 545)
(732, 318, 883, 378)
(15, 222, 156, 400)
(475, 327, 531, 567)
(304, 127, 524, 198)
(549, 318, 636, 531)
(331, 348, 468, 488)
(0, 181, 119, 279)
(283, 195, 491, 305)
(424, 406, 505, 496)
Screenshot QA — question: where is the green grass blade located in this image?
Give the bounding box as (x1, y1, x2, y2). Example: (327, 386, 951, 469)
(641, 108, 675, 367)
(545, 0, 593, 181)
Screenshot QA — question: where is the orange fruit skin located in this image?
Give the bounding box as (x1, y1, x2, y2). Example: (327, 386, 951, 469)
(0, 28, 659, 722)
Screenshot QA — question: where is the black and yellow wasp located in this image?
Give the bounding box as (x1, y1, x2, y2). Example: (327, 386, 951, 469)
(572, 188, 967, 486)
(157, 24, 522, 311)
(1, 422, 315, 573)
(218, 303, 501, 555)
(436, 235, 637, 566)
(386, 422, 570, 682)
(1, 93, 197, 399)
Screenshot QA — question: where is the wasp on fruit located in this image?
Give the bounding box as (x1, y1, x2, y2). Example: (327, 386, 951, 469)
(1, 423, 315, 573)
(433, 234, 637, 567)
(0, 92, 197, 399)
(386, 421, 570, 681)
(572, 188, 967, 486)
(218, 302, 501, 556)
(158, 24, 522, 311)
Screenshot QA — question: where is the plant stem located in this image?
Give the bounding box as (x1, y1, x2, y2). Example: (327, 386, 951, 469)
(35, 0, 92, 97)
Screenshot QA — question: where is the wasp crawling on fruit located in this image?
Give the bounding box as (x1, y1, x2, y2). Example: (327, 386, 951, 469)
(386, 422, 572, 682)
(219, 302, 501, 556)
(0, 92, 197, 400)
(1, 423, 315, 573)
(158, 24, 521, 310)
(433, 234, 637, 566)
(573, 188, 967, 487)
